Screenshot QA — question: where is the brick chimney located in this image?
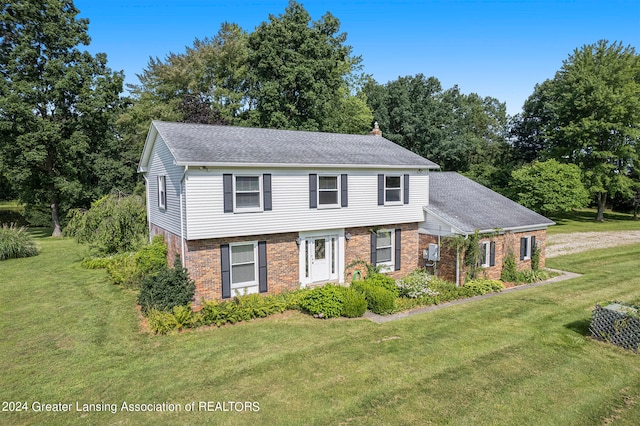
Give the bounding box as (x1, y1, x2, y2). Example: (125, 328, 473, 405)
(370, 121, 382, 136)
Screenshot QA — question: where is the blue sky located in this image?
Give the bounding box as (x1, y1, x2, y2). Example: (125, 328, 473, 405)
(75, 0, 639, 116)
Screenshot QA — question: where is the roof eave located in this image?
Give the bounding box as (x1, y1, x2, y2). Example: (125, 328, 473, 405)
(176, 161, 440, 169)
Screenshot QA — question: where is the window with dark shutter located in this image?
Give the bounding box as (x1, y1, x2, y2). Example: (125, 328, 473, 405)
(377, 174, 384, 206)
(370, 232, 377, 264)
(520, 237, 527, 261)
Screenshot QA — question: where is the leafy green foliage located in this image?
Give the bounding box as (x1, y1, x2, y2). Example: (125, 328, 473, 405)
(500, 251, 519, 282)
(198, 292, 299, 328)
(395, 269, 440, 298)
(0, 224, 38, 260)
(138, 257, 195, 313)
(361, 273, 400, 297)
(0, 1, 128, 236)
(351, 280, 396, 315)
(103, 236, 168, 289)
(513, 40, 640, 221)
(341, 288, 368, 318)
(510, 160, 589, 215)
(64, 193, 147, 255)
(464, 279, 504, 295)
(299, 284, 345, 318)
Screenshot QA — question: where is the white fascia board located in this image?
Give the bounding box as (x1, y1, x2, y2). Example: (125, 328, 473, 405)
(175, 161, 439, 170)
(137, 124, 158, 173)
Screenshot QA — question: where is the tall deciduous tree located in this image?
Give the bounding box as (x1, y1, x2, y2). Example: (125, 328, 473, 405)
(509, 159, 590, 215)
(515, 40, 640, 221)
(0, 0, 126, 236)
(247, 0, 370, 132)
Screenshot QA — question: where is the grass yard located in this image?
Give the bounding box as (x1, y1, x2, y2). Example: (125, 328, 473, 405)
(1, 236, 640, 425)
(548, 208, 640, 234)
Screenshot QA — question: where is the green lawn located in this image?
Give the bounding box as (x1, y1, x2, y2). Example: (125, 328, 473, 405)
(1, 236, 640, 425)
(548, 208, 640, 234)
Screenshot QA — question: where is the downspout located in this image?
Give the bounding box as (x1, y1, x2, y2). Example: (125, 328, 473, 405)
(179, 166, 188, 267)
(455, 246, 460, 287)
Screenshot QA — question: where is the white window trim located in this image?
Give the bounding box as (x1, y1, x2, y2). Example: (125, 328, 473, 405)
(376, 228, 395, 271)
(229, 241, 259, 294)
(523, 236, 532, 260)
(480, 241, 490, 267)
(384, 174, 403, 205)
(233, 175, 263, 213)
(158, 175, 166, 210)
(317, 174, 340, 209)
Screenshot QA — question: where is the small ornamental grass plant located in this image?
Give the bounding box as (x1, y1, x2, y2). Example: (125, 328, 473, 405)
(0, 224, 38, 260)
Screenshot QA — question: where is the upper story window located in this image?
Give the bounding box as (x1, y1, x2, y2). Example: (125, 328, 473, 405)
(309, 174, 347, 209)
(385, 176, 402, 203)
(157, 175, 166, 210)
(378, 174, 409, 205)
(235, 176, 261, 210)
(318, 175, 339, 207)
(224, 173, 272, 213)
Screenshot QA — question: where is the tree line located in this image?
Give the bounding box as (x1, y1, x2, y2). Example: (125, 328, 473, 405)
(1, 0, 639, 235)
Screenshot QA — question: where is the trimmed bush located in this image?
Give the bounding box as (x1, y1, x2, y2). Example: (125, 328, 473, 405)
(0, 224, 38, 260)
(363, 273, 400, 296)
(199, 292, 298, 327)
(500, 252, 519, 282)
(464, 279, 504, 295)
(138, 256, 195, 313)
(351, 280, 396, 315)
(341, 287, 368, 318)
(299, 284, 345, 318)
(101, 235, 168, 289)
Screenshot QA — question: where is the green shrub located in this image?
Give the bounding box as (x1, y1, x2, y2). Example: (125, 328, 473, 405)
(138, 256, 195, 313)
(362, 273, 400, 296)
(395, 269, 439, 298)
(531, 243, 541, 271)
(81, 256, 114, 269)
(0, 224, 38, 260)
(146, 308, 179, 334)
(341, 287, 368, 317)
(106, 253, 140, 288)
(299, 284, 345, 318)
(64, 192, 147, 255)
(351, 281, 396, 315)
(427, 279, 476, 304)
(464, 279, 504, 295)
(501, 251, 519, 282)
(134, 235, 167, 278)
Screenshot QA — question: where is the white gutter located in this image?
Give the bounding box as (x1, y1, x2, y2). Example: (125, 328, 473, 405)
(175, 161, 439, 170)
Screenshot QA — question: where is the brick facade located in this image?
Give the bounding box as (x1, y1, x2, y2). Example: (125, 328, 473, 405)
(151, 222, 422, 304)
(418, 229, 547, 285)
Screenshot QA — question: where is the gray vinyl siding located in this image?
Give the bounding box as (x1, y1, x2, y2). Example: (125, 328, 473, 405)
(147, 134, 184, 237)
(184, 168, 429, 240)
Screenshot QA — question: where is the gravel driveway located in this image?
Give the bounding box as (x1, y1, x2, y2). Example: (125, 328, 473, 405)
(546, 230, 640, 258)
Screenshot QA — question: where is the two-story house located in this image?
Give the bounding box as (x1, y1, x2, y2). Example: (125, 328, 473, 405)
(138, 121, 439, 302)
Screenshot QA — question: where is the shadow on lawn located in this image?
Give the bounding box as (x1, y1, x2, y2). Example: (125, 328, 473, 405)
(565, 318, 592, 337)
(550, 209, 637, 226)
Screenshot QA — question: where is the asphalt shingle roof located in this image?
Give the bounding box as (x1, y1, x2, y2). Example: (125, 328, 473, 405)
(151, 121, 439, 168)
(427, 172, 554, 234)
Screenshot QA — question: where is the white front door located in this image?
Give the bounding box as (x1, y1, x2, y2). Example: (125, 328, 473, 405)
(310, 237, 331, 282)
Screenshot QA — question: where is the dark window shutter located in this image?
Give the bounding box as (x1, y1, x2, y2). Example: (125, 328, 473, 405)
(531, 236, 536, 251)
(394, 228, 402, 271)
(309, 174, 317, 208)
(223, 174, 233, 213)
(341, 174, 348, 207)
(258, 241, 267, 293)
(490, 241, 496, 267)
(378, 174, 384, 205)
(520, 237, 526, 260)
(370, 232, 377, 265)
(221, 244, 231, 299)
(263, 174, 272, 211)
(403, 174, 410, 204)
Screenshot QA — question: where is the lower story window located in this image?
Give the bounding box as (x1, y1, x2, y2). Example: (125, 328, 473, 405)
(231, 242, 258, 294)
(376, 229, 394, 267)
